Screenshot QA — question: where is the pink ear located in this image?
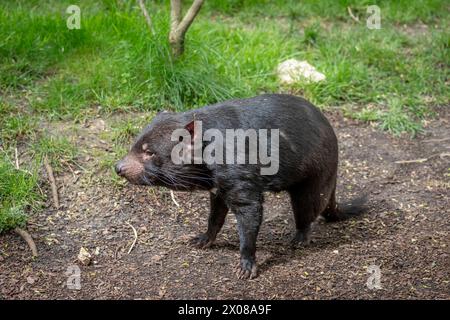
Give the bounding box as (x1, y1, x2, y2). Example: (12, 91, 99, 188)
(185, 120, 195, 138)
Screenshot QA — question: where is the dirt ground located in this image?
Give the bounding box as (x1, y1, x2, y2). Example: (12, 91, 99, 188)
(0, 109, 449, 300)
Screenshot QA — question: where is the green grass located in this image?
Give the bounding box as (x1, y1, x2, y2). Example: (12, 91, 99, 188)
(0, 101, 37, 144)
(32, 135, 78, 169)
(0, 152, 41, 233)
(0, 0, 449, 232)
(0, 135, 78, 232)
(0, 0, 447, 122)
(0, 112, 78, 233)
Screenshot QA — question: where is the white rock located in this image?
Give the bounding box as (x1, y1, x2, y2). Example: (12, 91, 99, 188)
(26, 276, 36, 284)
(77, 247, 92, 266)
(277, 59, 326, 84)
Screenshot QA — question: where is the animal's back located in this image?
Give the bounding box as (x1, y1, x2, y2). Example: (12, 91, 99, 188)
(185, 94, 338, 190)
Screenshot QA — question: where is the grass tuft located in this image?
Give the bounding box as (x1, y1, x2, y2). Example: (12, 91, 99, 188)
(0, 152, 41, 233)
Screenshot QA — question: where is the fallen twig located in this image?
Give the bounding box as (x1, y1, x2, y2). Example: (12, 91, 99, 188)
(395, 158, 428, 164)
(43, 156, 60, 209)
(395, 152, 450, 164)
(14, 147, 19, 169)
(170, 190, 180, 207)
(14, 227, 38, 257)
(137, 0, 155, 35)
(126, 222, 138, 254)
(423, 137, 450, 143)
(5, 146, 32, 175)
(347, 6, 360, 22)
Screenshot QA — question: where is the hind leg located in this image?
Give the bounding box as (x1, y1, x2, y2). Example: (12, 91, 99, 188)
(289, 187, 315, 247)
(320, 185, 340, 222)
(289, 180, 333, 247)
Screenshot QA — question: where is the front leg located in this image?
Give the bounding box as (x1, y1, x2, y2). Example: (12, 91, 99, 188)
(229, 192, 263, 280)
(191, 191, 228, 248)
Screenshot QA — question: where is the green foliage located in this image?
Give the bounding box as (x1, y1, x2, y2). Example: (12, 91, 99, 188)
(0, 152, 41, 233)
(0, 101, 37, 144)
(1, 0, 448, 134)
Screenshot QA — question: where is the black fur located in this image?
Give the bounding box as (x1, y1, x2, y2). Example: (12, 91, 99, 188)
(116, 94, 367, 279)
(322, 194, 368, 222)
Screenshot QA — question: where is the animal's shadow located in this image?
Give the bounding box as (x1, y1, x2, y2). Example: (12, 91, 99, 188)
(209, 198, 401, 273)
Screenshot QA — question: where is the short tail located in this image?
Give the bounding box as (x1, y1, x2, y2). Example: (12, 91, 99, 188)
(323, 194, 368, 222)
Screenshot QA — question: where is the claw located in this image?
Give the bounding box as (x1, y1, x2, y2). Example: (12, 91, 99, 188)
(235, 258, 258, 280)
(190, 233, 214, 249)
(290, 229, 311, 248)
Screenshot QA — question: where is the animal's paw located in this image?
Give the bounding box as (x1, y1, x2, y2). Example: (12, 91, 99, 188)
(189, 233, 214, 249)
(290, 229, 312, 248)
(234, 257, 258, 280)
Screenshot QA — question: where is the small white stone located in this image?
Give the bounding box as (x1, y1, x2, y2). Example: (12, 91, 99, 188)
(277, 59, 326, 84)
(77, 247, 92, 266)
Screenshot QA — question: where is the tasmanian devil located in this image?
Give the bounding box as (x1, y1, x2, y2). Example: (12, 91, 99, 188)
(115, 94, 366, 279)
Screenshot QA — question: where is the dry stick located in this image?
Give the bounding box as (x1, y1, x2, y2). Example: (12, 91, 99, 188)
(12, 151, 38, 257)
(14, 227, 38, 257)
(14, 147, 19, 169)
(2, 147, 29, 175)
(347, 6, 360, 22)
(43, 156, 60, 209)
(395, 158, 428, 164)
(170, 190, 180, 207)
(423, 137, 450, 143)
(12, 150, 43, 210)
(137, 0, 155, 35)
(395, 152, 450, 164)
(126, 222, 138, 254)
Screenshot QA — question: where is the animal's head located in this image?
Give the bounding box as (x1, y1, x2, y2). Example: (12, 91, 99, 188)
(115, 112, 212, 190)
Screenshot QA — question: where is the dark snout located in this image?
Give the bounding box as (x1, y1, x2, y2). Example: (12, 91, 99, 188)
(114, 155, 146, 185)
(115, 160, 125, 176)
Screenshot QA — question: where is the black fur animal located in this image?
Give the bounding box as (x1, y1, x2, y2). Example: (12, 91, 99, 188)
(115, 94, 366, 279)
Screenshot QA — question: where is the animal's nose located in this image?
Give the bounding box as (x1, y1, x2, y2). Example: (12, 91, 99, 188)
(115, 162, 125, 176)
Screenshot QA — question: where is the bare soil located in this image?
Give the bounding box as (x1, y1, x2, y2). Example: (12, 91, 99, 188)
(0, 110, 449, 300)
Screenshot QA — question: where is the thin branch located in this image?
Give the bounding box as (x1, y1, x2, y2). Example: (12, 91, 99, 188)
(43, 156, 60, 209)
(126, 222, 138, 254)
(423, 137, 450, 143)
(14, 147, 19, 169)
(177, 0, 205, 35)
(395, 158, 428, 164)
(170, 190, 180, 207)
(14, 228, 38, 257)
(137, 0, 155, 35)
(170, 0, 182, 30)
(347, 6, 360, 22)
(395, 152, 450, 164)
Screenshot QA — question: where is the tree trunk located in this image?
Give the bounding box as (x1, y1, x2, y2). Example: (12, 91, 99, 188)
(169, 0, 204, 58)
(169, 30, 185, 57)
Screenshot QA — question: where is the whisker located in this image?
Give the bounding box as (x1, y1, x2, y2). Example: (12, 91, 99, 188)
(164, 167, 213, 180)
(144, 165, 214, 190)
